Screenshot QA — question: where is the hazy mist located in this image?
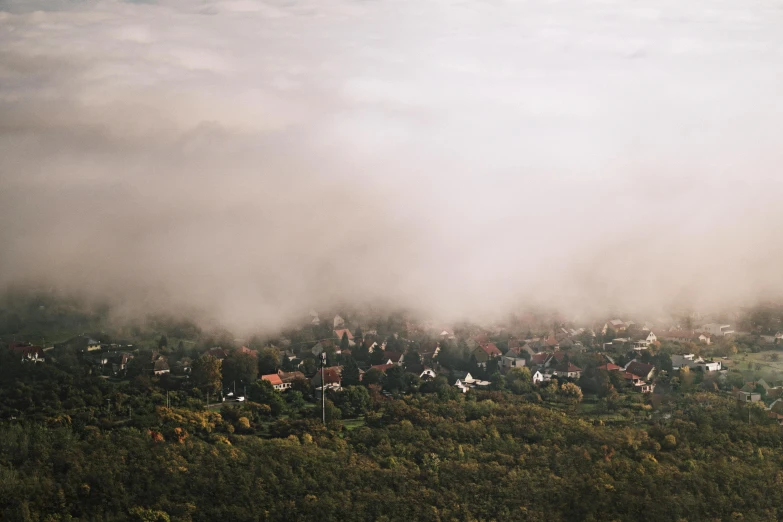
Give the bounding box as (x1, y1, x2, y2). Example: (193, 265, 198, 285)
(2, 0, 783, 332)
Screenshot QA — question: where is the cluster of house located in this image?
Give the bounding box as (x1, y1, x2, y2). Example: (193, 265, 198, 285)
(453, 371, 491, 392)
(603, 320, 740, 350)
(671, 354, 722, 372)
(12, 311, 781, 407)
(306, 358, 440, 396)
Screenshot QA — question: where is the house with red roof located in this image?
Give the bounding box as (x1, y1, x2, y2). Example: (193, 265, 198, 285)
(530, 352, 553, 367)
(480, 343, 502, 358)
(334, 329, 354, 341)
(262, 373, 289, 391)
(597, 363, 622, 372)
(237, 346, 258, 357)
(8, 342, 45, 363)
(311, 366, 342, 389)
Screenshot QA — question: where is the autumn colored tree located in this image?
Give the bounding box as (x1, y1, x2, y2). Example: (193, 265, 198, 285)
(559, 382, 583, 404)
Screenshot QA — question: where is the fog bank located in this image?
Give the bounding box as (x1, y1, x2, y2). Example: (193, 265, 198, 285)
(2, 0, 783, 331)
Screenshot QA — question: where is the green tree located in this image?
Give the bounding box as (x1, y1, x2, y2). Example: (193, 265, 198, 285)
(507, 367, 532, 394)
(353, 342, 369, 362)
(5, 312, 22, 334)
(363, 368, 384, 386)
(158, 335, 168, 349)
(192, 355, 222, 395)
(258, 348, 281, 375)
(489, 371, 506, 391)
(341, 356, 361, 386)
(223, 352, 259, 385)
(130, 507, 170, 522)
(332, 386, 371, 417)
(249, 379, 286, 416)
(126, 354, 148, 379)
(286, 390, 306, 411)
(340, 332, 350, 352)
(369, 348, 388, 366)
(384, 365, 406, 392)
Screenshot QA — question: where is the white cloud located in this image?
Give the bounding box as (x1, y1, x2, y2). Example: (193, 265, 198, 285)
(2, 0, 783, 330)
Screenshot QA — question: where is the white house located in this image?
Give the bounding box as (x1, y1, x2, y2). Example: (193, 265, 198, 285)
(334, 315, 345, 328)
(419, 368, 437, 380)
(696, 361, 722, 372)
(454, 372, 490, 393)
(701, 324, 734, 337)
(532, 370, 553, 384)
(671, 354, 700, 371)
(501, 355, 526, 370)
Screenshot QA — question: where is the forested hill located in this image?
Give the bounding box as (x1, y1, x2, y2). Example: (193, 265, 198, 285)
(1, 389, 782, 521)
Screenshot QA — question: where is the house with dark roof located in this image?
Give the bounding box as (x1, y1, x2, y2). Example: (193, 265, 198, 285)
(153, 358, 170, 376)
(624, 361, 655, 381)
(207, 347, 228, 360)
(405, 363, 436, 380)
(385, 351, 404, 365)
(553, 362, 582, 379)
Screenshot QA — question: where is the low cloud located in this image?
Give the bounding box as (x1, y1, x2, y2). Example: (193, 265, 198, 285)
(2, 0, 783, 331)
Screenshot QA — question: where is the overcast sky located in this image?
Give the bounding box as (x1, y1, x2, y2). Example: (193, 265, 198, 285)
(2, 0, 783, 331)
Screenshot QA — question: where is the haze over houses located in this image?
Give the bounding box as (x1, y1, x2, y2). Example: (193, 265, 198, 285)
(8, 304, 774, 426)
(701, 323, 735, 337)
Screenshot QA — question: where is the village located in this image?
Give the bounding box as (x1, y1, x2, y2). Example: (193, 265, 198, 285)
(7, 308, 783, 424)
(4, 305, 783, 520)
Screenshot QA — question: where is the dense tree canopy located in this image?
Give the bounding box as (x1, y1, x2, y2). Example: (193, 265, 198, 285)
(191, 355, 222, 395)
(222, 352, 258, 385)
